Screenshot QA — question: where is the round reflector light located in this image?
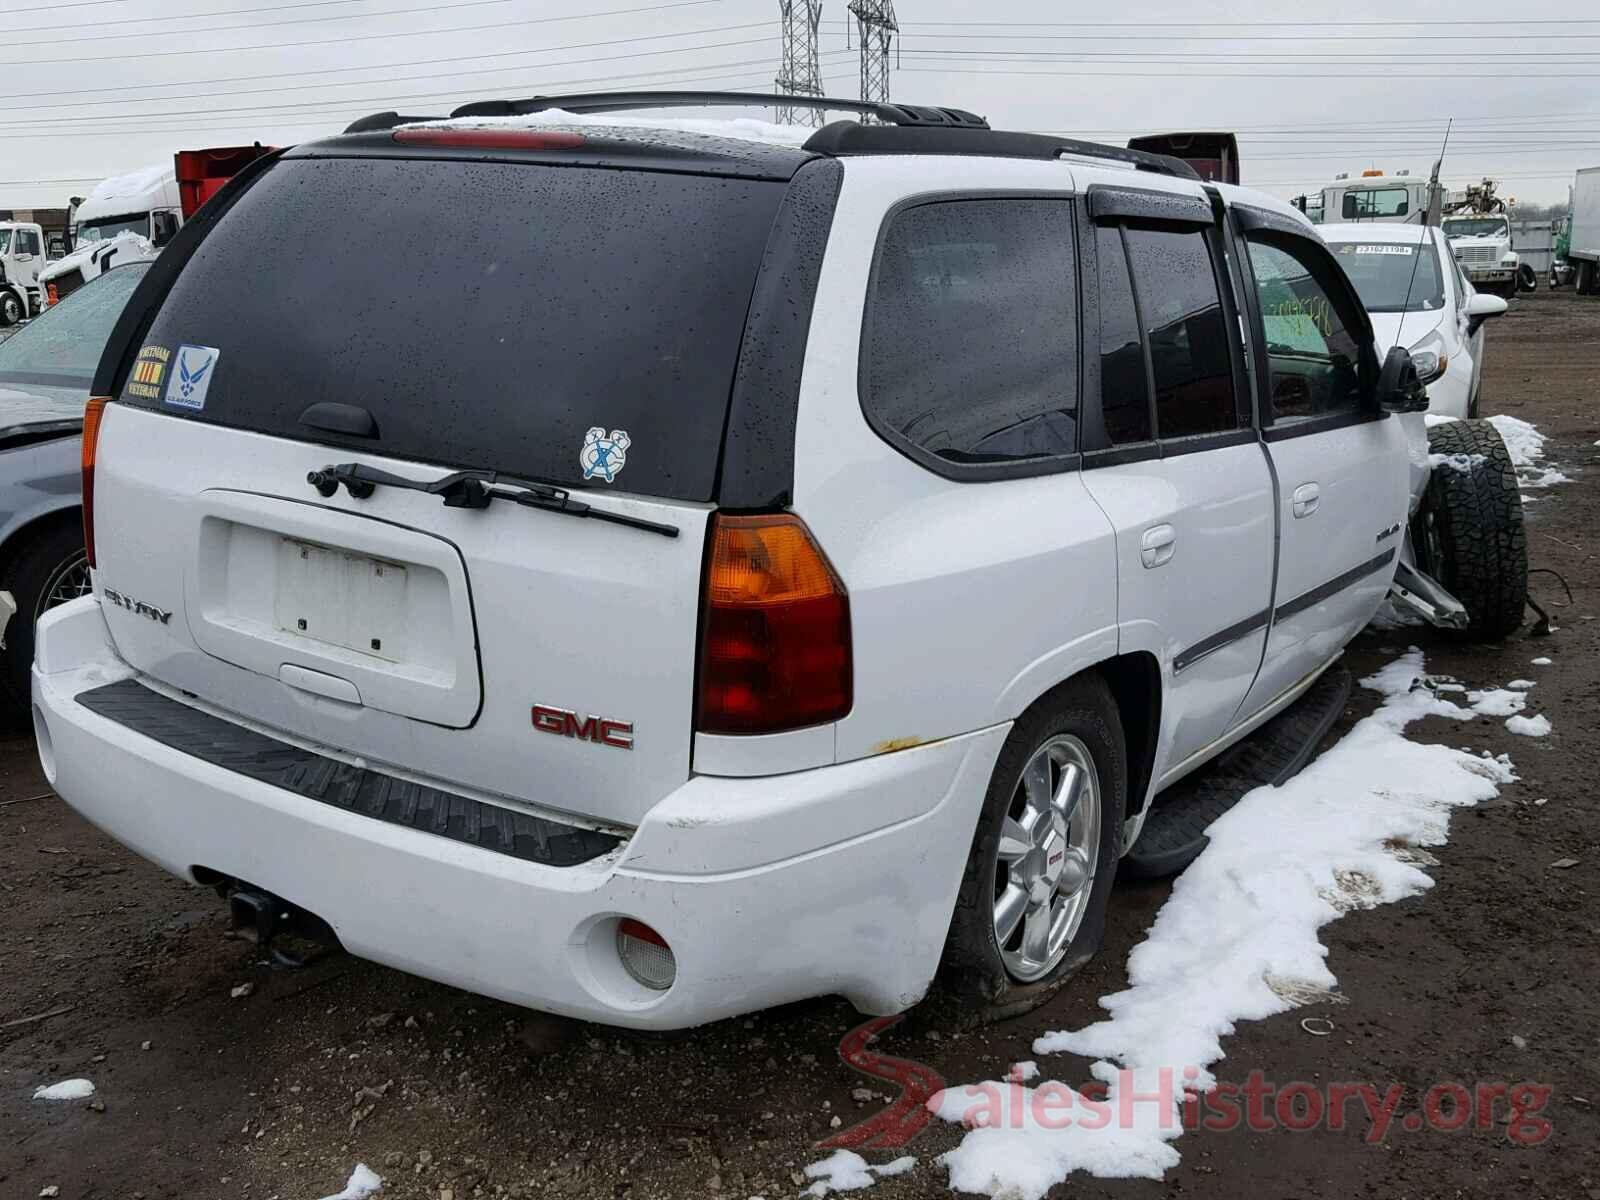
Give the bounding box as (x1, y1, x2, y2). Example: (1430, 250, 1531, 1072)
(616, 918, 675, 991)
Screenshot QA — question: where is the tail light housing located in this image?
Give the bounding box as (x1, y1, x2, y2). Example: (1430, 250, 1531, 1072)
(697, 513, 851, 735)
(46, 283, 59, 307)
(81, 397, 109, 568)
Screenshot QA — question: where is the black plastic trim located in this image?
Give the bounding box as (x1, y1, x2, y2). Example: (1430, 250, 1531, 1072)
(1260, 408, 1386, 443)
(1275, 548, 1396, 621)
(1160, 427, 1259, 458)
(803, 123, 1198, 178)
(718, 158, 843, 508)
(75, 678, 622, 867)
(1174, 608, 1271, 674)
(856, 190, 1086, 484)
(1081, 442, 1160, 469)
(1087, 184, 1212, 228)
(1231, 203, 1314, 239)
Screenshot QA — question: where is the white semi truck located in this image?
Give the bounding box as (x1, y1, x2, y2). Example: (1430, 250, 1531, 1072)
(0, 220, 47, 326)
(38, 164, 178, 306)
(1439, 178, 1523, 297)
(38, 146, 273, 307)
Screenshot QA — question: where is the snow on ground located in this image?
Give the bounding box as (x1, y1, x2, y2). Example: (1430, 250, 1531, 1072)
(406, 108, 812, 148)
(1467, 688, 1528, 717)
(928, 652, 1518, 1199)
(32, 1078, 95, 1101)
(1424, 413, 1568, 488)
(1532, 657, 1553, 666)
(315, 1163, 382, 1200)
(802, 1150, 916, 1196)
(1487, 414, 1570, 488)
(1506, 713, 1552, 737)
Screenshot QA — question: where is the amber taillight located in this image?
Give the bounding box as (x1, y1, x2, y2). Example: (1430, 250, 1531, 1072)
(81, 397, 109, 569)
(696, 513, 852, 735)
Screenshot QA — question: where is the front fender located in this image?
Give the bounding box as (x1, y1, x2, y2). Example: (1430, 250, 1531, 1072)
(0, 433, 83, 550)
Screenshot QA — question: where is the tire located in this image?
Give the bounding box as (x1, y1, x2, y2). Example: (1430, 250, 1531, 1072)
(0, 517, 89, 720)
(1579, 261, 1598, 296)
(1518, 263, 1537, 293)
(0, 290, 21, 327)
(932, 674, 1126, 1024)
(1417, 419, 1527, 641)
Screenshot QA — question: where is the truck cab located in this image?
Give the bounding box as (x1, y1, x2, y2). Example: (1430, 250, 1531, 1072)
(1441, 212, 1519, 296)
(0, 221, 47, 326)
(1321, 170, 1429, 224)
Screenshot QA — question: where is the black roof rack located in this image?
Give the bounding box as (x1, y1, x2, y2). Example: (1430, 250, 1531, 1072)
(344, 91, 986, 134)
(446, 90, 988, 128)
(801, 123, 1199, 180)
(338, 89, 1196, 179)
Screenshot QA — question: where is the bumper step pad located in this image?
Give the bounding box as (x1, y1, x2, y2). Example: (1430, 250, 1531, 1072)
(76, 678, 621, 867)
(1122, 665, 1353, 879)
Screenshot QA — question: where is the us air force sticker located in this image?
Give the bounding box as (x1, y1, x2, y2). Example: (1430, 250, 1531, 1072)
(164, 344, 220, 411)
(580, 427, 630, 483)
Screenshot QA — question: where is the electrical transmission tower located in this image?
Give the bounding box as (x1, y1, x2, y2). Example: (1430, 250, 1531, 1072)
(775, 1, 826, 127)
(848, 0, 898, 114)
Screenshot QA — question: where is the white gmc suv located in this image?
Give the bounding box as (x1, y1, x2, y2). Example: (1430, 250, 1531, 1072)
(31, 93, 1527, 1029)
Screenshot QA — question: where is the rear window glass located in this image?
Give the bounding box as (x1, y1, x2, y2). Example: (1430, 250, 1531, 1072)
(121, 156, 787, 502)
(862, 198, 1079, 469)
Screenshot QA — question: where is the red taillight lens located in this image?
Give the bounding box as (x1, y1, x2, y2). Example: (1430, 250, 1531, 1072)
(391, 128, 587, 151)
(697, 513, 851, 735)
(81, 397, 109, 569)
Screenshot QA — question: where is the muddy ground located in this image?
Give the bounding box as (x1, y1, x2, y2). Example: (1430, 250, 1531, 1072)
(3, 289, 1598, 1200)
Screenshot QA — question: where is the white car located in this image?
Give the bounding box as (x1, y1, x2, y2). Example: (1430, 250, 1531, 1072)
(31, 94, 1527, 1030)
(1321, 222, 1507, 419)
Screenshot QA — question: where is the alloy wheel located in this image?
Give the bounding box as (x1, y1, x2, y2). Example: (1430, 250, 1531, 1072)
(991, 734, 1101, 982)
(35, 551, 91, 621)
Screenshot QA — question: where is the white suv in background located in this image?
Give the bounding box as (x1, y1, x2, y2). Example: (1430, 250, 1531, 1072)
(31, 93, 1526, 1029)
(1321, 222, 1508, 419)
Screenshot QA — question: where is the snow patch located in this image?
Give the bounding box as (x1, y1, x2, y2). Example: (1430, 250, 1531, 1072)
(1428, 451, 1485, 473)
(84, 163, 172, 206)
(803, 1150, 914, 1195)
(1467, 688, 1527, 717)
(1506, 679, 1536, 690)
(1505, 713, 1552, 737)
(1531, 657, 1552, 666)
(316, 1163, 382, 1200)
(32, 1078, 95, 1101)
(930, 651, 1516, 1198)
(405, 108, 812, 149)
(1486, 414, 1568, 488)
(1010, 1061, 1040, 1083)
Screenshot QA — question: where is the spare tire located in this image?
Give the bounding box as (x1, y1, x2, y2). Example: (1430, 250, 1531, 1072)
(1416, 419, 1528, 640)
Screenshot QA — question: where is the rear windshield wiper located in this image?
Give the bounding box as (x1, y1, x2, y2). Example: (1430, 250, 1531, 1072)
(307, 462, 679, 539)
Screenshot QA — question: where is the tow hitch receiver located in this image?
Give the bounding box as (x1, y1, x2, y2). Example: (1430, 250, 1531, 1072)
(225, 881, 341, 969)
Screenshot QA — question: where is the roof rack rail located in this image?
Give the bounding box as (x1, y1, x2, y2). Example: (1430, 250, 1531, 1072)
(440, 90, 988, 128)
(800, 123, 1200, 180)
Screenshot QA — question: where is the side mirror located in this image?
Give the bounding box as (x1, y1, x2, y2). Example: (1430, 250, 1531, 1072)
(151, 211, 179, 249)
(1465, 291, 1508, 335)
(1375, 345, 1430, 414)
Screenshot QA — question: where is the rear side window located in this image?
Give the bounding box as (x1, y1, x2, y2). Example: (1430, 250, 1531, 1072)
(862, 198, 1078, 471)
(121, 157, 787, 502)
(1122, 226, 1239, 439)
(1094, 225, 1153, 444)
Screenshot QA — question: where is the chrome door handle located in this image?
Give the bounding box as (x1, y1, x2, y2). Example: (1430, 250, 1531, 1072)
(1292, 483, 1321, 519)
(1140, 524, 1176, 568)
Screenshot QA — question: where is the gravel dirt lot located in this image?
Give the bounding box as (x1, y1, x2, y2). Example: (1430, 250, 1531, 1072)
(3, 289, 1598, 1200)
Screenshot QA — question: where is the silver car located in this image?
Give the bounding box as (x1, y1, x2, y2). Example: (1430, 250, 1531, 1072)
(0, 261, 149, 718)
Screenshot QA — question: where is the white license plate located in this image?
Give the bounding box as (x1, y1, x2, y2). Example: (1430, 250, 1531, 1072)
(273, 538, 406, 661)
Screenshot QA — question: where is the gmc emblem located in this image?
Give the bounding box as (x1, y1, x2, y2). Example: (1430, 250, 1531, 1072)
(532, 704, 634, 750)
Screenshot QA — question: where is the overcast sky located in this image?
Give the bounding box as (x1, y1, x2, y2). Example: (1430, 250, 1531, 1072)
(1, 0, 1594, 211)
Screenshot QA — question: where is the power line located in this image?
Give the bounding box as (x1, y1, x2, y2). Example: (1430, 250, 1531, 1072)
(900, 66, 1600, 78)
(0, 55, 851, 130)
(13, 0, 720, 45)
(0, 67, 861, 144)
(0, 21, 770, 106)
(2, 29, 788, 113)
(0, 2, 736, 66)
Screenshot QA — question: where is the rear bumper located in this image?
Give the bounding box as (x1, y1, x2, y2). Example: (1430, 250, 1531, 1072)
(33, 597, 1004, 1029)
